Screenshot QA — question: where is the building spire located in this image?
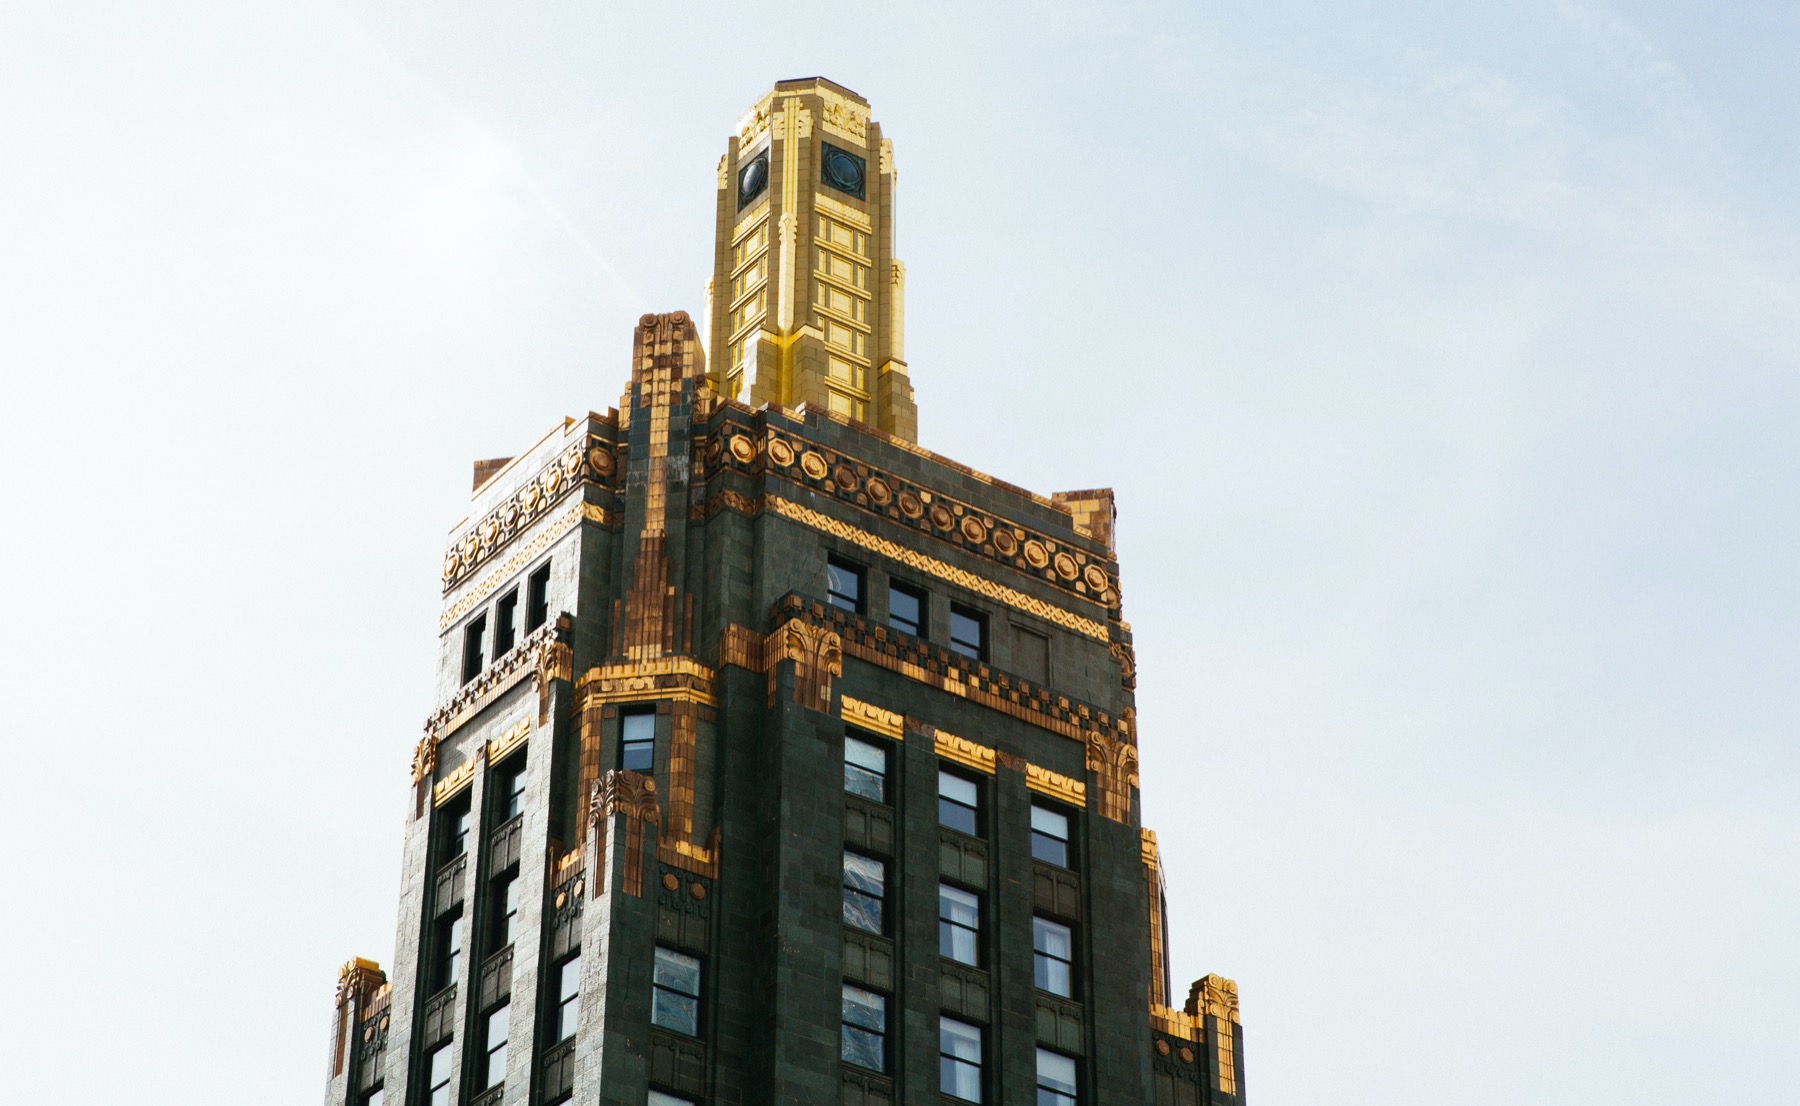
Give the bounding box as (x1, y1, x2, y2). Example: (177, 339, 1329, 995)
(704, 77, 917, 441)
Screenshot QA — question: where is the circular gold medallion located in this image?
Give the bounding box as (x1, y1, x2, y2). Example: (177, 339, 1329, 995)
(1053, 551, 1079, 580)
(1023, 539, 1049, 568)
(833, 464, 858, 491)
(992, 529, 1017, 556)
(1155, 1040, 1170, 1057)
(960, 516, 987, 544)
(540, 467, 562, 496)
(929, 504, 954, 530)
(1084, 564, 1109, 592)
(443, 554, 460, 583)
(866, 477, 892, 506)
(554, 892, 567, 909)
(728, 434, 755, 463)
(689, 882, 706, 900)
(1179, 1047, 1194, 1064)
(800, 451, 829, 479)
(661, 873, 680, 892)
(518, 484, 541, 512)
(562, 447, 583, 479)
(589, 446, 615, 475)
(767, 438, 795, 467)
(898, 491, 924, 518)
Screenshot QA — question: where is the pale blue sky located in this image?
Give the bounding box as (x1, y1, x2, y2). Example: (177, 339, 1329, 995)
(1, 2, 1795, 1103)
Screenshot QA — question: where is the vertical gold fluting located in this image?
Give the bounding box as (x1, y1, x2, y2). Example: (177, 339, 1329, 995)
(1191, 974, 1242, 1095)
(707, 77, 916, 439)
(590, 769, 659, 898)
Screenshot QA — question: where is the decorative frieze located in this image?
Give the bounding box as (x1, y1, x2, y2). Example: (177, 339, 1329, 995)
(701, 417, 1120, 612)
(442, 434, 616, 593)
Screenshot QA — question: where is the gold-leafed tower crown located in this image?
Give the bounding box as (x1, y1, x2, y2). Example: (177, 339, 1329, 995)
(704, 77, 916, 441)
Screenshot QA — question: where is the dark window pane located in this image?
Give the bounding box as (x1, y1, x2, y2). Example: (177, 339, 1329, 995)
(493, 590, 518, 658)
(949, 606, 983, 660)
(1031, 832, 1069, 867)
(845, 764, 884, 801)
(652, 946, 702, 1035)
(888, 584, 923, 636)
(827, 560, 862, 611)
(938, 771, 979, 834)
(526, 563, 550, 631)
(843, 851, 885, 934)
(622, 710, 655, 772)
(651, 989, 698, 1035)
(653, 947, 701, 996)
(462, 615, 488, 683)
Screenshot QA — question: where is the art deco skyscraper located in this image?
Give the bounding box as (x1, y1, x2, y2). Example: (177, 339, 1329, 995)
(325, 78, 1245, 1106)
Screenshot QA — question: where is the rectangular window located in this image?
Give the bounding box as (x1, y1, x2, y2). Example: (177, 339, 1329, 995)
(939, 1016, 984, 1102)
(844, 734, 888, 803)
(526, 562, 551, 631)
(490, 876, 519, 952)
(842, 851, 885, 934)
(1033, 917, 1074, 997)
(949, 604, 985, 661)
(496, 760, 527, 822)
(826, 557, 863, 612)
(461, 614, 488, 684)
(840, 984, 887, 1071)
(432, 912, 464, 991)
(1031, 805, 1072, 868)
(648, 1094, 695, 1106)
(554, 955, 580, 1040)
(938, 770, 980, 836)
(482, 1004, 509, 1089)
(425, 1043, 453, 1106)
(493, 588, 519, 658)
(440, 802, 472, 861)
(1036, 1049, 1078, 1106)
(361, 1090, 384, 1106)
(1011, 624, 1048, 684)
(938, 884, 981, 966)
(651, 947, 701, 1036)
(888, 581, 924, 637)
(621, 709, 655, 773)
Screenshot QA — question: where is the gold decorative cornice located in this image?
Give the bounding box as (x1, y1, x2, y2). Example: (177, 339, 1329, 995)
(702, 420, 1120, 615)
(486, 716, 530, 764)
(1026, 763, 1086, 807)
(840, 695, 903, 740)
(425, 623, 561, 739)
(780, 600, 1136, 761)
(433, 757, 477, 807)
(761, 497, 1110, 641)
(1149, 1004, 1201, 1043)
(577, 657, 717, 708)
(443, 436, 615, 592)
(932, 729, 995, 775)
(440, 506, 582, 630)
